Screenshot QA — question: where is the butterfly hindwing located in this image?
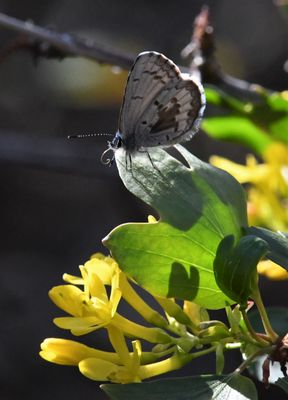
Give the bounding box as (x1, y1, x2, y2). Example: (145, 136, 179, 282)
(119, 52, 180, 139)
(135, 75, 205, 148)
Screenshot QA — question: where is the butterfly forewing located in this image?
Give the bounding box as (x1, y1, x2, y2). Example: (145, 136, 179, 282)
(119, 52, 180, 139)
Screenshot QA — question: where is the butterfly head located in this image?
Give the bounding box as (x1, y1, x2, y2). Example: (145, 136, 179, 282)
(100, 131, 123, 166)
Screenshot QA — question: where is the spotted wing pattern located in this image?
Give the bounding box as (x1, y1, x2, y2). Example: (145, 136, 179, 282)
(118, 51, 205, 151)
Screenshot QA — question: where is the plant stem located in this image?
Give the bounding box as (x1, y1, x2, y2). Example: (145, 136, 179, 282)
(251, 287, 279, 342)
(190, 345, 217, 360)
(241, 309, 270, 346)
(234, 346, 273, 375)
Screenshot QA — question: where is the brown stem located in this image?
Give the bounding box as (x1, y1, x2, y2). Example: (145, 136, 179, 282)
(0, 12, 134, 69)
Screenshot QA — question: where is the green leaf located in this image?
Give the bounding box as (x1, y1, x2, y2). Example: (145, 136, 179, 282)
(244, 227, 288, 271)
(203, 86, 288, 154)
(102, 374, 258, 400)
(213, 235, 269, 305)
(104, 146, 248, 309)
(275, 377, 288, 395)
(202, 116, 272, 154)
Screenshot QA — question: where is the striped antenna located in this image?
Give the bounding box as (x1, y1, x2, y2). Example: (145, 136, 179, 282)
(67, 133, 114, 139)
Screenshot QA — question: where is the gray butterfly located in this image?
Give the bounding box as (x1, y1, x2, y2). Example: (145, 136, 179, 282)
(102, 51, 206, 163)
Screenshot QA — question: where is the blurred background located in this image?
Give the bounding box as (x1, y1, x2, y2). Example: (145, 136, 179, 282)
(0, 0, 287, 399)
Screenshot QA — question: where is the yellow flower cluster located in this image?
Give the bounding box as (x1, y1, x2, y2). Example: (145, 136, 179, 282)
(211, 142, 288, 280)
(40, 253, 207, 383)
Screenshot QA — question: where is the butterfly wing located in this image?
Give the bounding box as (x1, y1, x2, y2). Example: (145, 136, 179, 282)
(119, 51, 205, 151)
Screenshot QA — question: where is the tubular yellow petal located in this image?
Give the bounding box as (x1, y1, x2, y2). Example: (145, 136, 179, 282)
(86, 269, 108, 302)
(183, 301, 209, 327)
(53, 316, 104, 334)
(62, 273, 84, 285)
(83, 257, 118, 285)
(39, 338, 122, 365)
(138, 352, 192, 380)
(107, 326, 131, 369)
(49, 285, 86, 317)
(119, 273, 167, 328)
(79, 358, 119, 381)
(112, 314, 172, 344)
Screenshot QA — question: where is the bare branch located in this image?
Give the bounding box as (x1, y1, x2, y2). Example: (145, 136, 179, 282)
(181, 6, 270, 98)
(0, 12, 134, 69)
(0, 10, 271, 99)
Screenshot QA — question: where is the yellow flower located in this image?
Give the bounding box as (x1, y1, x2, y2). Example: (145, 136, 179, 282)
(210, 143, 288, 231)
(40, 338, 123, 365)
(49, 254, 172, 343)
(79, 339, 193, 383)
(257, 260, 288, 280)
(79, 326, 143, 383)
(210, 143, 288, 280)
(50, 257, 121, 335)
(210, 142, 288, 231)
(183, 301, 210, 328)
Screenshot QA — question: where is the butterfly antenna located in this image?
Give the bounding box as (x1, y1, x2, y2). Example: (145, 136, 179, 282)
(67, 133, 114, 139)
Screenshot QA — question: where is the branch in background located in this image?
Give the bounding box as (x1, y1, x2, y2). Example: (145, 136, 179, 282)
(0, 12, 134, 69)
(181, 6, 270, 98)
(0, 10, 270, 99)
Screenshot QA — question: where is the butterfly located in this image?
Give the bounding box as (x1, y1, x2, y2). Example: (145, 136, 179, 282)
(102, 51, 206, 164)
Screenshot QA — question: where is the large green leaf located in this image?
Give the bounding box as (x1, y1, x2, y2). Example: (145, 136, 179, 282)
(244, 227, 288, 271)
(102, 374, 258, 400)
(213, 235, 269, 305)
(103, 145, 248, 309)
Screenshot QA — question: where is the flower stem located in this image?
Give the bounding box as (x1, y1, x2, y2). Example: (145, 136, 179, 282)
(234, 345, 273, 375)
(240, 309, 269, 346)
(251, 287, 279, 342)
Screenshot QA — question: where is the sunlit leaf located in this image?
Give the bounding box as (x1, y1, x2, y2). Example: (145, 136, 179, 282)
(104, 146, 248, 309)
(203, 86, 288, 154)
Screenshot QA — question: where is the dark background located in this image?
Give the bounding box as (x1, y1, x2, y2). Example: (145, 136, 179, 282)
(0, 0, 287, 399)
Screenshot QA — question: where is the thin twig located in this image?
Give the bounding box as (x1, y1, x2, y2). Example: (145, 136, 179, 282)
(0, 12, 134, 69)
(181, 6, 270, 98)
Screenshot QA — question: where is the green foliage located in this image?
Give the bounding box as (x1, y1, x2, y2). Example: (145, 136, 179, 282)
(102, 374, 258, 400)
(244, 227, 288, 271)
(203, 86, 288, 154)
(275, 377, 288, 395)
(104, 145, 247, 309)
(213, 235, 269, 305)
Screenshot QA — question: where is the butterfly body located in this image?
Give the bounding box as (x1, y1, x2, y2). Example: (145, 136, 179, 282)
(105, 51, 205, 162)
